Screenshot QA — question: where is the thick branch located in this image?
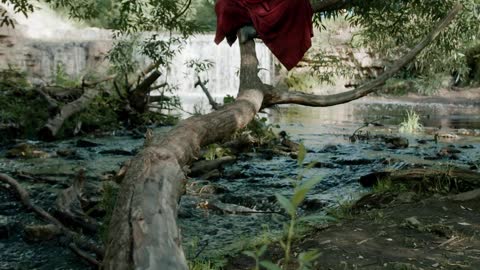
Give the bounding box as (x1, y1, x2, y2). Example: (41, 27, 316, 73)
(264, 3, 462, 107)
(128, 70, 162, 113)
(103, 40, 263, 270)
(38, 89, 99, 141)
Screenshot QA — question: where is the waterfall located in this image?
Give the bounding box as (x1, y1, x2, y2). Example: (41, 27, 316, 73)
(146, 36, 274, 112)
(0, 4, 274, 112)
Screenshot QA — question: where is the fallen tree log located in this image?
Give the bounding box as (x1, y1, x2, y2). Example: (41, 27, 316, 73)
(39, 65, 162, 141)
(103, 5, 462, 269)
(38, 88, 99, 141)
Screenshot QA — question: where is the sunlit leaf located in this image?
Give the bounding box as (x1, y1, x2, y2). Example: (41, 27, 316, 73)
(275, 193, 295, 216)
(242, 251, 256, 258)
(297, 143, 306, 166)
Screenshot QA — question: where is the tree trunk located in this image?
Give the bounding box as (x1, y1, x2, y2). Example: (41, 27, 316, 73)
(102, 40, 264, 270)
(38, 89, 99, 141)
(102, 5, 461, 269)
(128, 70, 162, 113)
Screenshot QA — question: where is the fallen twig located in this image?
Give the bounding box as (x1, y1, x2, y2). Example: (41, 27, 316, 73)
(0, 173, 104, 263)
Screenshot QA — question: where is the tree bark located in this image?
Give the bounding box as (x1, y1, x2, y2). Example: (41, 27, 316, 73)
(38, 89, 99, 141)
(102, 41, 264, 270)
(128, 70, 162, 113)
(103, 5, 461, 269)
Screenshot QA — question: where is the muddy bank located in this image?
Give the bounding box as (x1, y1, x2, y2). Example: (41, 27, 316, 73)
(228, 188, 480, 270)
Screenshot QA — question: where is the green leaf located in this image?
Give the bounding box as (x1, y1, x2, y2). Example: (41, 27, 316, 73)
(242, 251, 256, 259)
(260, 261, 282, 270)
(291, 188, 309, 207)
(298, 176, 322, 191)
(258, 245, 268, 257)
(275, 193, 295, 216)
(299, 249, 321, 262)
(297, 143, 306, 166)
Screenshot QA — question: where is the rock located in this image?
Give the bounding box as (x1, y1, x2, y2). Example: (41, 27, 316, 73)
(436, 132, 460, 140)
(311, 161, 338, 169)
(449, 189, 480, 202)
(200, 169, 222, 180)
(24, 224, 61, 242)
(385, 137, 409, 149)
(335, 158, 376, 166)
(359, 172, 392, 187)
(223, 169, 246, 180)
(99, 149, 134, 156)
(76, 139, 102, 148)
(56, 148, 77, 157)
(6, 143, 49, 159)
(198, 184, 229, 195)
(0, 215, 11, 239)
(460, 145, 475, 149)
(405, 216, 421, 228)
(396, 192, 416, 203)
(438, 146, 461, 157)
(319, 144, 338, 153)
(301, 198, 326, 211)
(189, 156, 236, 177)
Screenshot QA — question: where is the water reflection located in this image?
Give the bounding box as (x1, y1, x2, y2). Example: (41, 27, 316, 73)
(269, 100, 480, 131)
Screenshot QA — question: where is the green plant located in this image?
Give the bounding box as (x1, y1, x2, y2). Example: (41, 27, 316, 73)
(243, 245, 269, 270)
(326, 199, 355, 220)
(233, 117, 279, 148)
(223, 95, 235, 105)
(373, 178, 394, 193)
(243, 145, 328, 270)
(188, 260, 216, 270)
(203, 144, 232, 160)
(54, 62, 79, 87)
(399, 110, 423, 134)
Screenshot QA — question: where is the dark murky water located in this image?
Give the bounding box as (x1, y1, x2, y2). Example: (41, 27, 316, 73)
(1, 100, 479, 269)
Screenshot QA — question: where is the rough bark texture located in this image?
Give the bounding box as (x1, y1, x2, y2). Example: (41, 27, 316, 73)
(38, 89, 99, 141)
(103, 5, 461, 269)
(128, 70, 162, 113)
(102, 40, 264, 270)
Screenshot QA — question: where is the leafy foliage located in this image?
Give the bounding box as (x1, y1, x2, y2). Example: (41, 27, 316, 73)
(351, 1, 479, 81)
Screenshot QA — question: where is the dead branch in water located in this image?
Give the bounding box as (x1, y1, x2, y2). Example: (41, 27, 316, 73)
(0, 173, 103, 266)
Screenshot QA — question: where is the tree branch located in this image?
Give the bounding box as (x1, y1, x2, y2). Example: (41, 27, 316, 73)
(0, 173, 103, 261)
(195, 76, 220, 110)
(264, 3, 463, 108)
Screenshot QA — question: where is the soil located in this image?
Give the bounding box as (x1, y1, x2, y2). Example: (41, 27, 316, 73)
(227, 190, 480, 270)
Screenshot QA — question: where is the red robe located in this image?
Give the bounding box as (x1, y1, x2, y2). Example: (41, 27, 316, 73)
(214, 0, 314, 70)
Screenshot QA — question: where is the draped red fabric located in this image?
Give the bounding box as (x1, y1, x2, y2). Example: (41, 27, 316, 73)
(214, 0, 314, 70)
